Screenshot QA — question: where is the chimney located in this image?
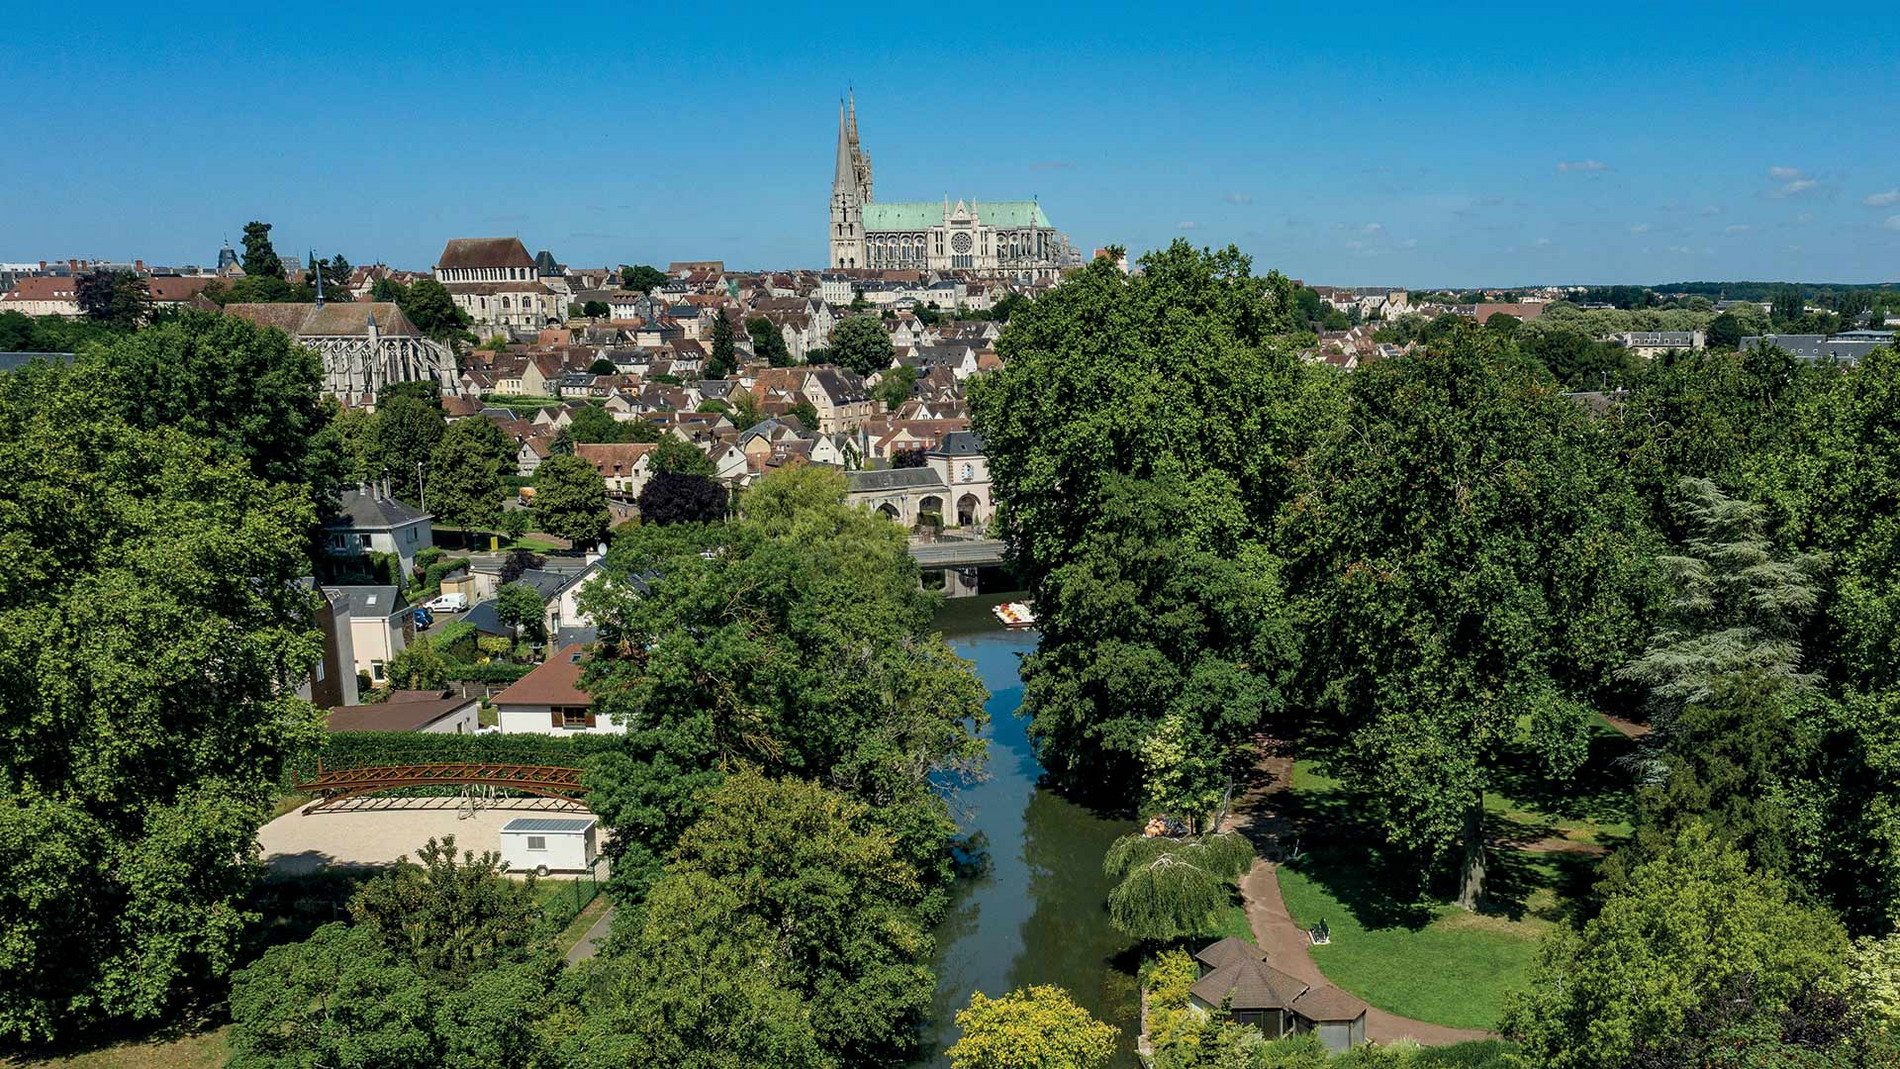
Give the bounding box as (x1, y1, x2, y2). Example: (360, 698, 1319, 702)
(134, 259, 145, 273)
(38, 260, 46, 271)
(68, 259, 78, 273)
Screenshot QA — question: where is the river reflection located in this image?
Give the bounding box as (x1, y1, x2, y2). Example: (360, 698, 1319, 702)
(916, 604, 1142, 1067)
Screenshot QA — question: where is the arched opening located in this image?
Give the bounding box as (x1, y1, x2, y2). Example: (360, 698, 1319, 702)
(957, 493, 981, 527)
(877, 503, 899, 521)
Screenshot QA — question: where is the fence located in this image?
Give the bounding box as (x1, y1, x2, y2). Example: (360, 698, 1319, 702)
(537, 855, 605, 937)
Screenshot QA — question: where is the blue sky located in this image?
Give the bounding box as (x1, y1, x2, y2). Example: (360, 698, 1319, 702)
(3, 3, 1896, 286)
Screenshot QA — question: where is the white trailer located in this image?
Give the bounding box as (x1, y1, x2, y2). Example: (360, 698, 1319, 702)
(499, 815, 598, 875)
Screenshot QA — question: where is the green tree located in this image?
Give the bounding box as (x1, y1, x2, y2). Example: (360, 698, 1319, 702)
(1706, 310, 1746, 350)
(642, 771, 937, 1065)
(619, 264, 669, 292)
(397, 278, 474, 348)
(226, 924, 437, 1068)
(830, 315, 896, 377)
(532, 453, 611, 547)
(874, 363, 919, 410)
(747, 315, 793, 366)
(582, 299, 609, 318)
(1285, 335, 1657, 908)
(1502, 823, 1848, 1069)
(946, 986, 1118, 1069)
(1102, 832, 1253, 941)
(348, 836, 543, 977)
(495, 582, 546, 644)
(371, 394, 446, 497)
(428, 417, 509, 531)
(707, 310, 737, 378)
(382, 633, 449, 691)
(75, 269, 151, 328)
(0, 360, 323, 1042)
(568, 404, 628, 444)
(969, 245, 1321, 803)
(93, 309, 333, 493)
(241, 220, 286, 279)
(636, 471, 726, 525)
(578, 465, 988, 899)
(653, 435, 715, 476)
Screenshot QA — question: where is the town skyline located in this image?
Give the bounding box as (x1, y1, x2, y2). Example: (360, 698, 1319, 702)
(3, 3, 1898, 285)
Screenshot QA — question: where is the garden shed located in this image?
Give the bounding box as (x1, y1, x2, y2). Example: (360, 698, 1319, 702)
(499, 815, 597, 875)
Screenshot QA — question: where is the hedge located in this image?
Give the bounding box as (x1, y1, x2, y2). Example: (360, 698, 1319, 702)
(443, 661, 533, 684)
(422, 556, 470, 590)
(288, 731, 625, 785)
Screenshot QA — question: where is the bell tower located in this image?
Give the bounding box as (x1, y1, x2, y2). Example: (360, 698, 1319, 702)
(829, 95, 869, 269)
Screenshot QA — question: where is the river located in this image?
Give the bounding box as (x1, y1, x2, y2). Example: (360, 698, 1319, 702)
(916, 596, 1143, 1067)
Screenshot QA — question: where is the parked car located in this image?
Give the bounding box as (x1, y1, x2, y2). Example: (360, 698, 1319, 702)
(424, 592, 469, 613)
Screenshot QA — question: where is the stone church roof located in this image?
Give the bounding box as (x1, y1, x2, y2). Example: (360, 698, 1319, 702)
(435, 237, 536, 270)
(863, 200, 1053, 231)
(224, 301, 422, 338)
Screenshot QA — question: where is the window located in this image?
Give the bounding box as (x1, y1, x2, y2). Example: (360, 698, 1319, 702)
(371, 660, 386, 681)
(526, 835, 546, 851)
(557, 706, 590, 727)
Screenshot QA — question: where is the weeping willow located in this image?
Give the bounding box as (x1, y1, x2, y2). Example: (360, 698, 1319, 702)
(1104, 832, 1255, 940)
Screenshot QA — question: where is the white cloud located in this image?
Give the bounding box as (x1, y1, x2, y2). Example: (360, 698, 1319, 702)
(1399, 238, 1418, 249)
(1177, 221, 1198, 231)
(1699, 204, 1725, 216)
(1362, 223, 1384, 234)
(1768, 166, 1804, 179)
(1533, 237, 1553, 248)
(1666, 245, 1694, 255)
(1795, 212, 1816, 223)
(1628, 223, 1652, 234)
(1224, 192, 1253, 205)
(1724, 224, 1753, 234)
(1774, 179, 1820, 198)
(1344, 240, 1368, 251)
(1885, 215, 1900, 231)
(1866, 190, 1900, 207)
(1557, 159, 1607, 172)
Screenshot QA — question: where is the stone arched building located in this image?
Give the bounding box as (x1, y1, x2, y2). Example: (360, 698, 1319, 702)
(225, 301, 454, 406)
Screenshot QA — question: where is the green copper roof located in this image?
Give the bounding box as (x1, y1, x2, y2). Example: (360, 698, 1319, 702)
(862, 200, 1052, 232)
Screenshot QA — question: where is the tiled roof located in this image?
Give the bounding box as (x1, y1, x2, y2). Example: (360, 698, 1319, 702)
(1189, 958, 1311, 1013)
(863, 200, 1053, 230)
(326, 694, 477, 732)
(436, 237, 535, 270)
(846, 467, 946, 493)
(225, 301, 423, 338)
(493, 644, 591, 708)
(1289, 985, 1369, 1023)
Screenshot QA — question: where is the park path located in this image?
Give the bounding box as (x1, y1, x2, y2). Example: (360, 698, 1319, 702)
(1225, 746, 1495, 1047)
(565, 905, 615, 964)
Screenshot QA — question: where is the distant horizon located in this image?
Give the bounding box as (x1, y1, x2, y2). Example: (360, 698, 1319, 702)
(4, 3, 1896, 286)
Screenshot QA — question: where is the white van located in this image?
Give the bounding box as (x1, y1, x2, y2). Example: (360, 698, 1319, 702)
(423, 592, 469, 613)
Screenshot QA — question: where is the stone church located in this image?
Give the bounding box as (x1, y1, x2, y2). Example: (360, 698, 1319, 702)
(828, 95, 1077, 283)
(224, 301, 454, 406)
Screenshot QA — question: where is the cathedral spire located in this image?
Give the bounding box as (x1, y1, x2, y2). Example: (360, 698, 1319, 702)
(311, 249, 325, 307)
(833, 100, 855, 193)
(847, 88, 859, 144)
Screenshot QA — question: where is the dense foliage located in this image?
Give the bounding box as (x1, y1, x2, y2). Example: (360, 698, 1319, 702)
(0, 316, 326, 1042)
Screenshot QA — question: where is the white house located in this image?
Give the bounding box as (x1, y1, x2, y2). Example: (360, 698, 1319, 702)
(320, 585, 411, 686)
(491, 644, 619, 735)
(323, 486, 436, 577)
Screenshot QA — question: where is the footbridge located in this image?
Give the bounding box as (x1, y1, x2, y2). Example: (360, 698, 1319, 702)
(292, 762, 587, 811)
(907, 538, 1007, 597)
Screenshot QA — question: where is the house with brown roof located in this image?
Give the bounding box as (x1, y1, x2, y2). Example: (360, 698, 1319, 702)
(574, 442, 658, 498)
(1186, 937, 1367, 1053)
(326, 690, 479, 734)
(1, 276, 81, 317)
(492, 645, 617, 735)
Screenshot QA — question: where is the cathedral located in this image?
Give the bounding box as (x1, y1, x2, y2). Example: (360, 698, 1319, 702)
(829, 95, 1078, 282)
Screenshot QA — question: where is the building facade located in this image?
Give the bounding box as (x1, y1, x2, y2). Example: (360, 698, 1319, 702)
(434, 237, 563, 334)
(828, 95, 1077, 282)
(224, 301, 453, 405)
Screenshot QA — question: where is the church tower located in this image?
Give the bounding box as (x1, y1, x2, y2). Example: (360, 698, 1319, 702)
(830, 97, 867, 268)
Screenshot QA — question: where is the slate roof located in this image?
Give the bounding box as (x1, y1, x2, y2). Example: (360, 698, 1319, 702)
(461, 599, 509, 637)
(846, 467, 946, 492)
(225, 301, 423, 338)
(932, 430, 985, 456)
(327, 488, 432, 529)
(1194, 936, 1263, 972)
(1289, 985, 1369, 1024)
(436, 237, 535, 270)
(320, 585, 404, 617)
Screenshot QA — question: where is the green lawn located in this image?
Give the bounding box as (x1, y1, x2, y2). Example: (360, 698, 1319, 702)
(1274, 720, 1635, 1030)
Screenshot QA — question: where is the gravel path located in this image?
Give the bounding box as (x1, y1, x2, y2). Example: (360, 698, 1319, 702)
(1226, 746, 1495, 1047)
(257, 797, 595, 874)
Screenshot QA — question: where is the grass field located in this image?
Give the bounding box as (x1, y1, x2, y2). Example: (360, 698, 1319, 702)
(1274, 718, 1635, 1030)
